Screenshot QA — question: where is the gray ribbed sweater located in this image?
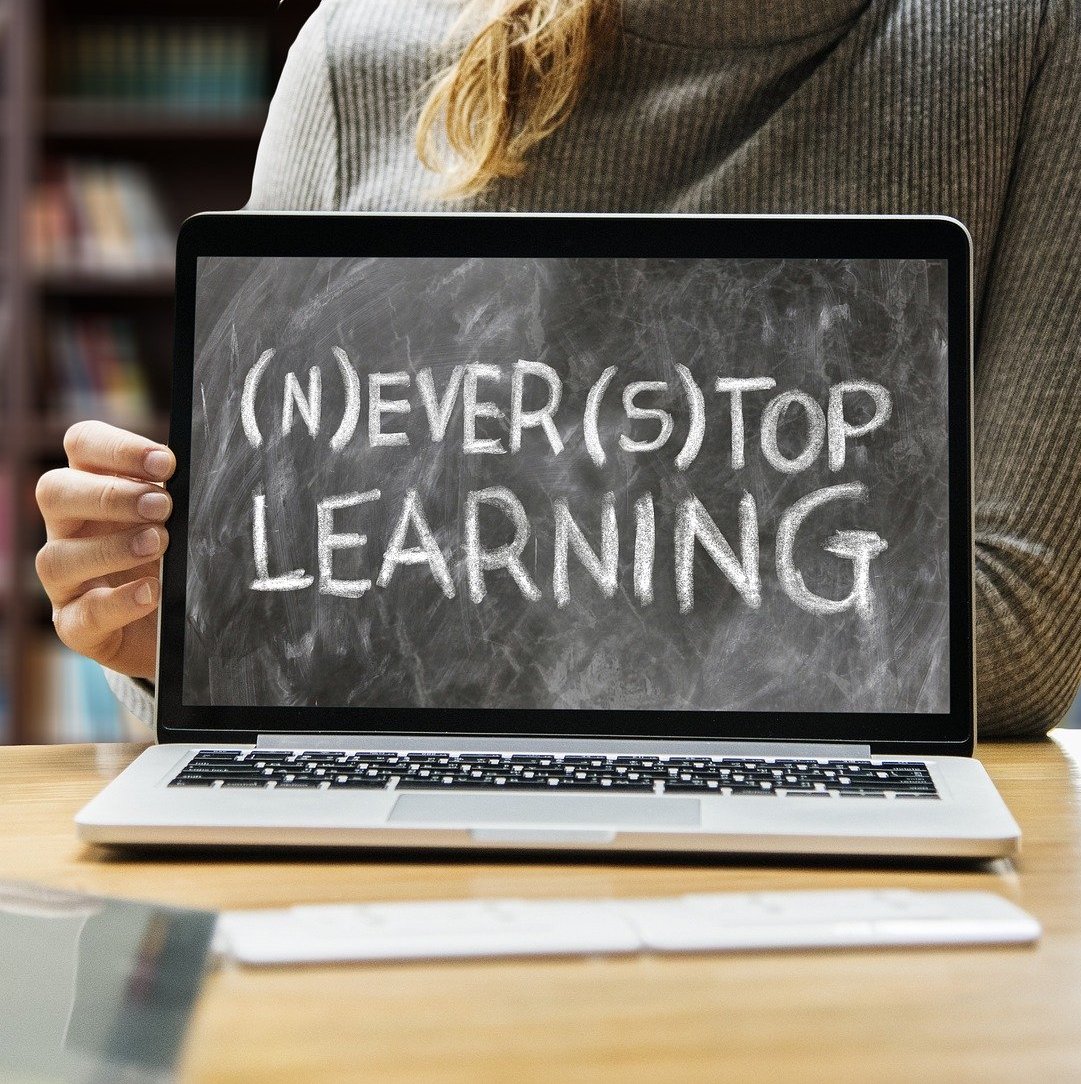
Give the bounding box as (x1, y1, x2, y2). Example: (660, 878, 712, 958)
(108, 0, 1081, 738)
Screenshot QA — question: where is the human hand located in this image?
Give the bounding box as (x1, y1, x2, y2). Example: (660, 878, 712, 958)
(35, 421, 175, 681)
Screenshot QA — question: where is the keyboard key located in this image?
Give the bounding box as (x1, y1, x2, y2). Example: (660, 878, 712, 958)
(167, 750, 939, 801)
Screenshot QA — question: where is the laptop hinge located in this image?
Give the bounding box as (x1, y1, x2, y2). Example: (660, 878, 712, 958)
(256, 735, 872, 759)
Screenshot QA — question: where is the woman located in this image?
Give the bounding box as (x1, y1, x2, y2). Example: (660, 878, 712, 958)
(34, 0, 1081, 736)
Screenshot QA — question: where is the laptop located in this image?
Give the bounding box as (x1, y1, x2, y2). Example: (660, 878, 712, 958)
(76, 212, 1021, 859)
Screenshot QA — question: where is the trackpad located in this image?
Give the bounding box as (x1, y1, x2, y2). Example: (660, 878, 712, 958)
(389, 793, 701, 828)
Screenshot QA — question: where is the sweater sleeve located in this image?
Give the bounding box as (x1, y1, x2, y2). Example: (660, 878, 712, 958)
(104, 670, 156, 730)
(247, 3, 340, 210)
(972, 0, 1081, 738)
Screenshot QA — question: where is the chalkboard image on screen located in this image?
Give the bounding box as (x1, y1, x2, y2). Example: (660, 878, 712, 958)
(184, 255, 949, 714)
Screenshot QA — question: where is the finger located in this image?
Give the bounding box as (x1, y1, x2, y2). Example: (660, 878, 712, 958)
(64, 420, 175, 482)
(37, 468, 172, 533)
(53, 579, 160, 661)
(36, 526, 169, 603)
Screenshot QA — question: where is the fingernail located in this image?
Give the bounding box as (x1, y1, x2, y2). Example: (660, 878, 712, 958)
(135, 582, 154, 606)
(132, 528, 161, 557)
(137, 492, 171, 521)
(144, 449, 173, 480)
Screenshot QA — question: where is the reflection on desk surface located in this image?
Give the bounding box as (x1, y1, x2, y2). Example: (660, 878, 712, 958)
(0, 881, 216, 1083)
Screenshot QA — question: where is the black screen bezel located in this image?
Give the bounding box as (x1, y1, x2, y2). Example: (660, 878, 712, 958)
(158, 212, 974, 754)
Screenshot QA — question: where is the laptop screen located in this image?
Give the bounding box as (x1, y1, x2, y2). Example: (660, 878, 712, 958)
(179, 250, 952, 724)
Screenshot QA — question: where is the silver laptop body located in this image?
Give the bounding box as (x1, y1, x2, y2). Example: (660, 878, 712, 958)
(76, 213, 1021, 860)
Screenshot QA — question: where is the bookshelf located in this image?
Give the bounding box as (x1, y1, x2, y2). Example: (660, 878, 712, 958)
(1, 0, 316, 743)
(44, 102, 270, 141)
(0, 0, 35, 744)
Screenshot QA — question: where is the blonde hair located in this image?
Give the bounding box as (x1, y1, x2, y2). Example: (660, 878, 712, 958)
(415, 0, 620, 200)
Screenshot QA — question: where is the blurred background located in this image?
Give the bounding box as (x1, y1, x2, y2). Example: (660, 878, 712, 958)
(0, 0, 315, 743)
(0, 1, 1077, 745)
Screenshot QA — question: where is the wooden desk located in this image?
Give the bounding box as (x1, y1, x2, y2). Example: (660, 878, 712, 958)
(2, 735, 1080, 1082)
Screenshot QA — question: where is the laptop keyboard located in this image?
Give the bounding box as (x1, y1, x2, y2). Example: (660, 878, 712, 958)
(168, 751, 939, 799)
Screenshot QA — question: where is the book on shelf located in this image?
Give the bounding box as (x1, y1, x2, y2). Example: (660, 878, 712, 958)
(0, 465, 8, 744)
(0, 651, 8, 744)
(28, 159, 174, 278)
(53, 21, 269, 115)
(28, 638, 148, 744)
(0, 467, 11, 596)
(0, 296, 11, 353)
(44, 313, 153, 420)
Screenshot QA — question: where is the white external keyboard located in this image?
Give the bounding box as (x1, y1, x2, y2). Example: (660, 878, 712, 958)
(214, 889, 1039, 965)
